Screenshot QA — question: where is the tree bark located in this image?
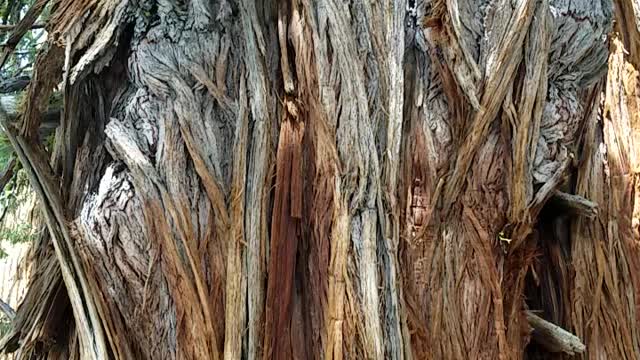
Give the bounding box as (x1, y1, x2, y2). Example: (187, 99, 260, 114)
(1, 0, 640, 359)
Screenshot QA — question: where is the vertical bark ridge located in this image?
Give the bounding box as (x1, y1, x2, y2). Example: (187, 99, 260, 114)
(223, 77, 249, 360)
(568, 37, 640, 359)
(324, 195, 349, 360)
(507, 0, 551, 227)
(438, 0, 537, 212)
(263, 101, 304, 360)
(105, 119, 220, 360)
(500, 2, 552, 356)
(310, 1, 393, 357)
(239, 1, 277, 357)
(613, 0, 640, 69)
(380, 2, 408, 358)
(288, 3, 333, 358)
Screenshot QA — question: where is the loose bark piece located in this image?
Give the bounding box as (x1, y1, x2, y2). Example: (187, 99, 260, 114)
(263, 100, 305, 360)
(18, 43, 64, 139)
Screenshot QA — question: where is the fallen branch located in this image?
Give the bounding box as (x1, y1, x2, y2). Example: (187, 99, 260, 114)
(550, 191, 598, 218)
(0, 298, 15, 320)
(526, 310, 586, 355)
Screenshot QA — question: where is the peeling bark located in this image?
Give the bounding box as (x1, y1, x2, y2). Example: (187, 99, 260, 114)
(2, 0, 640, 359)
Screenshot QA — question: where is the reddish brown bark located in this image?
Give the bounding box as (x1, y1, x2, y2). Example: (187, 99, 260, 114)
(263, 101, 305, 360)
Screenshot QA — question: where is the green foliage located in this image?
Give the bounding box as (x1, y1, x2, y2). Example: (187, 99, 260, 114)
(0, 222, 34, 244)
(0, 315, 10, 338)
(0, 201, 35, 260)
(0, 130, 14, 168)
(0, 164, 28, 211)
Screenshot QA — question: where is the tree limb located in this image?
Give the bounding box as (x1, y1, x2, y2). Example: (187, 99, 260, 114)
(0, 23, 45, 32)
(0, 156, 17, 224)
(526, 311, 586, 355)
(550, 191, 598, 218)
(0, 0, 49, 69)
(0, 75, 30, 93)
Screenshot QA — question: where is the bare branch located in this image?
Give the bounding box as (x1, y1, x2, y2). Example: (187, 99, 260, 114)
(551, 191, 598, 218)
(0, 75, 30, 93)
(526, 311, 586, 355)
(0, 23, 45, 32)
(0, 0, 49, 69)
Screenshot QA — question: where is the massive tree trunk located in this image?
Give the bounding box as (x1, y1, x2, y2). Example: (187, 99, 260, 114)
(1, 0, 640, 359)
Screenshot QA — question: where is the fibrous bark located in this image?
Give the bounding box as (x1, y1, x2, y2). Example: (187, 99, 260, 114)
(1, 0, 640, 359)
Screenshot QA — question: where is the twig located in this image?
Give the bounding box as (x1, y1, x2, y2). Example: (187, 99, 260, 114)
(526, 310, 586, 355)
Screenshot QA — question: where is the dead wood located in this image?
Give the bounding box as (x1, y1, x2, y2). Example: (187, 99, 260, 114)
(526, 311, 586, 355)
(549, 191, 598, 219)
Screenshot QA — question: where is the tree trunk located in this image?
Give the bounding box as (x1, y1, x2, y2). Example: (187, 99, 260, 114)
(1, 0, 640, 359)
